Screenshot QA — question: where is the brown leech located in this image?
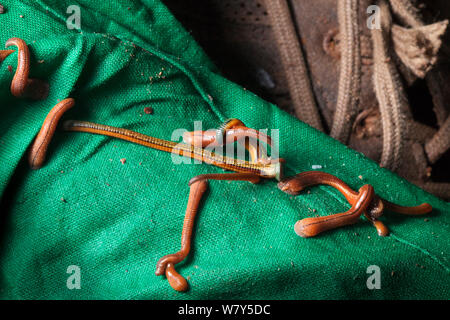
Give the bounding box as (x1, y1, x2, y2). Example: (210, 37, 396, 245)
(183, 118, 272, 164)
(0, 50, 14, 62)
(278, 171, 432, 237)
(155, 179, 209, 292)
(29, 98, 75, 169)
(64, 117, 432, 292)
(295, 184, 375, 238)
(155, 173, 261, 292)
(5, 37, 49, 100)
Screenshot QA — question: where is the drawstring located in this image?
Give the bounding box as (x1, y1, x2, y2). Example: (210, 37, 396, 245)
(330, 0, 361, 143)
(372, 0, 408, 171)
(425, 116, 450, 164)
(264, 0, 324, 132)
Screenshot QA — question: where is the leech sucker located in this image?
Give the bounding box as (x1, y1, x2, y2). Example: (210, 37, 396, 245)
(165, 263, 188, 292)
(5, 37, 49, 100)
(28, 98, 75, 170)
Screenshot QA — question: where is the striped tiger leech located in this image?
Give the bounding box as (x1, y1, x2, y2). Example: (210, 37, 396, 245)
(63, 119, 282, 179)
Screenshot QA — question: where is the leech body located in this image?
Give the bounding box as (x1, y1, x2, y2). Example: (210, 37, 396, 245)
(294, 184, 374, 237)
(189, 173, 261, 186)
(5, 37, 49, 100)
(155, 173, 261, 291)
(0, 50, 14, 62)
(383, 199, 432, 215)
(278, 171, 359, 203)
(63, 120, 281, 180)
(29, 98, 75, 169)
(6, 38, 30, 98)
(155, 179, 209, 292)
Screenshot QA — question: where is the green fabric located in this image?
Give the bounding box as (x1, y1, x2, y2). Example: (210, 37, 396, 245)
(0, 0, 449, 300)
